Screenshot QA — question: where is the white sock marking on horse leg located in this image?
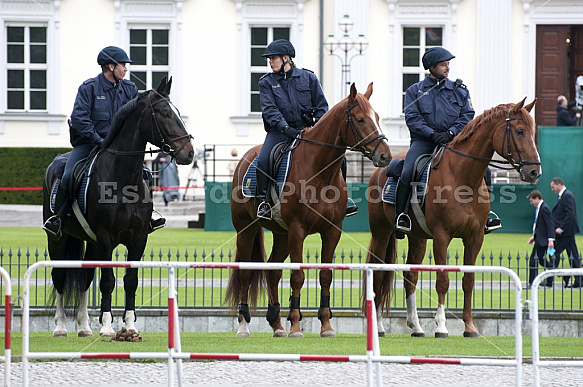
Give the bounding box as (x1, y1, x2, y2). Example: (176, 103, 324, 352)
(99, 311, 115, 337)
(406, 293, 424, 335)
(53, 293, 68, 337)
(376, 305, 386, 335)
(236, 318, 250, 338)
(434, 304, 448, 335)
(124, 310, 138, 332)
(76, 290, 92, 337)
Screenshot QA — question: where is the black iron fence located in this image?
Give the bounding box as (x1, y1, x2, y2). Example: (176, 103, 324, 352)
(1, 247, 582, 312)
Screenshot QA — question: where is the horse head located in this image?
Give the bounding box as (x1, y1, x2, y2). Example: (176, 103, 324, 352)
(344, 83, 392, 167)
(146, 76, 195, 165)
(494, 97, 541, 183)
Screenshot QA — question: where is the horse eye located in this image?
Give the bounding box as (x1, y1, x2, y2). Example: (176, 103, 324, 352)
(357, 117, 365, 124)
(516, 129, 525, 136)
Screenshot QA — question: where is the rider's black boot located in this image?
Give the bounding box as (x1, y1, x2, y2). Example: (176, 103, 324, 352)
(43, 186, 70, 239)
(256, 168, 272, 220)
(395, 180, 412, 238)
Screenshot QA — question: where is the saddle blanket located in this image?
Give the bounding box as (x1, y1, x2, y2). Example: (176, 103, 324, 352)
(382, 163, 430, 206)
(50, 156, 98, 214)
(242, 150, 293, 198)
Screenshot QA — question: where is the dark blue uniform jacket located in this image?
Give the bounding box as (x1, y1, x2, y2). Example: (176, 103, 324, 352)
(70, 73, 138, 146)
(259, 67, 328, 131)
(404, 76, 474, 141)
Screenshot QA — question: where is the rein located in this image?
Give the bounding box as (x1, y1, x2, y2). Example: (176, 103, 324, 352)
(105, 91, 192, 158)
(435, 107, 541, 171)
(293, 100, 387, 160)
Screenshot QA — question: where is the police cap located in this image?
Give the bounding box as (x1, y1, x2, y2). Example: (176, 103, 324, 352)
(262, 39, 295, 58)
(97, 46, 133, 65)
(422, 47, 455, 70)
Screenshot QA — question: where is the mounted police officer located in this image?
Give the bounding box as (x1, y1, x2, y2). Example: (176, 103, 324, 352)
(256, 39, 357, 220)
(43, 46, 165, 238)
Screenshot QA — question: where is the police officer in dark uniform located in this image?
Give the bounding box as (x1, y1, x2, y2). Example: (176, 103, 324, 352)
(43, 46, 165, 237)
(395, 47, 475, 234)
(257, 39, 359, 219)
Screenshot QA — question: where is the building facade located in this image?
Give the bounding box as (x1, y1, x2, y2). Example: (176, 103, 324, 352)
(1, 0, 582, 182)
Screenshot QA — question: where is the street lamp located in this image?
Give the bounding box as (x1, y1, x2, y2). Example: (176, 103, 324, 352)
(324, 14, 368, 98)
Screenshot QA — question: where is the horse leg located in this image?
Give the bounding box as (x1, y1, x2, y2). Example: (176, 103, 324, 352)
(99, 267, 116, 337)
(404, 237, 427, 337)
(461, 237, 482, 338)
(76, 290, 93, 337)
(432, 232, 453, 338)
(53, 292, 68, 337)
(318, 227, 342, 338)
(265, 233, 289, 337)
(287, 225, 307, 338)
(123, 244, 146, 333)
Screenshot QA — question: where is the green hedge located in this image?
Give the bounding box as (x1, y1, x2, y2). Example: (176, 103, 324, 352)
(0, 147, 72, 204)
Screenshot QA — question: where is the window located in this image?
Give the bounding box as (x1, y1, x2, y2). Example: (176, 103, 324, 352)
(249, 26, 290, 113)
(6, 25, 47, 111)
(401, 26, 443, 110)
(129, 28, 170, 91)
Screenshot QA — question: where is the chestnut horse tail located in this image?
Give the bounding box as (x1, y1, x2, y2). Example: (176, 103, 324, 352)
(362, 232, 397, 316)
(224, 227, 267, 311)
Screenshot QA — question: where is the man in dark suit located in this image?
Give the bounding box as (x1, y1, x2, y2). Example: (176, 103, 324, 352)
(550, 177, 582, 287)
(527, 190, 555, 288)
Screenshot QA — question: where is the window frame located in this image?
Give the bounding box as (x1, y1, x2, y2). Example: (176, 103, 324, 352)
(5, 22, 49, 112)
(127, 25, 171, 92)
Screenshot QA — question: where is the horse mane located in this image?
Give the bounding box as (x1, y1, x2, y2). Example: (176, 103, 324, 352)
(450, 103, 515, 146)
(102, 92, 142, 148)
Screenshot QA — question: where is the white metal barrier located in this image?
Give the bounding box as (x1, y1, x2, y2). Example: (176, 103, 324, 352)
(529, 268, 583, 387)
(22, 261, 524, 387)
(0, 266, 12, 387)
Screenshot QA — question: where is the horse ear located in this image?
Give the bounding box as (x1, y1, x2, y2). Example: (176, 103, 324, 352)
(165, 76, 173, 95)
(156, 76, 168, 95)
(349, 83, 357, 100)
(524, 98, 537, 113)
(363, 82, 373, 100)
(511, 97, 527, 114)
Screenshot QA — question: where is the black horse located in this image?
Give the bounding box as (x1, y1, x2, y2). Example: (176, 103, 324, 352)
(43, 77, 194, 337)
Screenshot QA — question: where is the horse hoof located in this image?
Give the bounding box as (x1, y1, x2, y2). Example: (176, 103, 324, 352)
(273, 329, 287, 338)
(78, 330, 93, 337)
(378, 332, 385, 338)
(463, 332, 479, 338)
(288, 332, 304, 338)
(411, 332, 425, 338)
(100, 331, 115, 338)
(434, 332, 449, 338)
(53, 331, 67, 338)
(236, 332, 250, 338)
(320, 330, 336, 338)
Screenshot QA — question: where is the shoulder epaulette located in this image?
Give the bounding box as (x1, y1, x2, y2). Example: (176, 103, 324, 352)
(259, 72, 271, 80)
(121, 79, 136, 87)
(82, 78, 95, 85)
(302, 68, 314, 73)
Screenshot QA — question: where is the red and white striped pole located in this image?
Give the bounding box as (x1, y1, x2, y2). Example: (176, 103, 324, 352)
(0, 267, 12, 387)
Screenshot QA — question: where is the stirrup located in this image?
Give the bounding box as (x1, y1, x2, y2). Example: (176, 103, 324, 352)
(484, 211, 502, 234)
(396, 213, 412, 232)
(43, 215, 63, 238)
(345, 198, 358, 217)
(257, 201, 272, 220)
(149, 217, 166, 233)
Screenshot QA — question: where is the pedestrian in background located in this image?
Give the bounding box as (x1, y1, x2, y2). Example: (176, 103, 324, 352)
(526, 190, 555, 288)
(550, 177, 582, 287)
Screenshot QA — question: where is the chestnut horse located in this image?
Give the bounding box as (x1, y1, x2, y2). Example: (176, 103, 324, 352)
(43, 77, 194, 337)
(365, 98, 540, 337)
(226, 83, 391, 338)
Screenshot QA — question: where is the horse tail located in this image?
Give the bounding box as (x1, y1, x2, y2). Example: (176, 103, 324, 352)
(361, 232, 397, 316)
(224, 227, 266, 311)
(49, 237, 93, 307)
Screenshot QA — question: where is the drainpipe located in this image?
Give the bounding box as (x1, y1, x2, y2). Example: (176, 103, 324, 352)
(319, 0, 324, 85)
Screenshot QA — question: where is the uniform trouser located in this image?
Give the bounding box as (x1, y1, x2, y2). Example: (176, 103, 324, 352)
(256, 130, 288, 200)
(60, 143, 96, 190)
(401, 139, 436, 187)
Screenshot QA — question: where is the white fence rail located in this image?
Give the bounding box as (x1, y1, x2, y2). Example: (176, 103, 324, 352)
(21, 261, 524, 387)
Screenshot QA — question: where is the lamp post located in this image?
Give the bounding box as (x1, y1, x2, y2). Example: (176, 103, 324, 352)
(324, 14, 368, 98)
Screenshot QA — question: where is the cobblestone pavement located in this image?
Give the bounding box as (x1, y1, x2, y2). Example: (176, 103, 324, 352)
(2, 360, 583, 386)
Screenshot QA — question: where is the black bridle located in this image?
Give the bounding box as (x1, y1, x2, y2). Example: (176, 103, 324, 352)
(438, 107, 541, 172)
(293, 100, 387, 160)
(106, 91, 192, 157)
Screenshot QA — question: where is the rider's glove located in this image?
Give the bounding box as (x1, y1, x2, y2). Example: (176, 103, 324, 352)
(430, 130, 454, 145)
(283, 125, 302, 139)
